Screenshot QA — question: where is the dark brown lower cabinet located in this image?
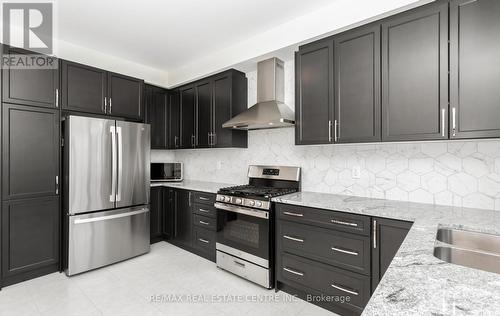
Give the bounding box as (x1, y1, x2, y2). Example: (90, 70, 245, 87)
(276, 203, 412, 316)
(1, 197, 60, 287)
(150, 187, 164, 243)
(371, 217, 412, 292)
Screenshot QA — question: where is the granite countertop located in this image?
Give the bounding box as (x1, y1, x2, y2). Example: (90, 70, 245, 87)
(272, 192, 500, 315)
(150, 179, 235, 194)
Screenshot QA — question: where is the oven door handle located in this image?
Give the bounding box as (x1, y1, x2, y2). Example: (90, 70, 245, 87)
(214, 202, 269, 219)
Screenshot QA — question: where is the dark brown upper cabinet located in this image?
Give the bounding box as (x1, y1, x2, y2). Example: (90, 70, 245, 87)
(180, 85, 196, 149)
(169, 90, 181, 149)
(61, 60, 107, 115)
(2, 46, 59, 109)
(144, 85, 168, 149)
(334, 24, 381, 143)
(381, 2, 448, 142)
(195, 80, 213, 148)
(2, 104, 60, 201)
(450, 0, 500, 139)
(107, 72, 144, 120)
(212, 71, 247, 148)
(295, 39, 334, 145)
(61, 60, 143, 121)
(174, 69, 247, 149)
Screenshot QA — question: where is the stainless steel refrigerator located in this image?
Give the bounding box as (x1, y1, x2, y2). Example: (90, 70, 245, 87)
(64, 115, 150, 276)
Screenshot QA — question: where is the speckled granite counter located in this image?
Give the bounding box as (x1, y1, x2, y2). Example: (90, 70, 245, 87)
(150, 180, 235, 194)
(272, 192, 500, 315)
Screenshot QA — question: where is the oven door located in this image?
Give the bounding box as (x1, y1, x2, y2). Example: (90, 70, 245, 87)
(215, 202, 269, 266)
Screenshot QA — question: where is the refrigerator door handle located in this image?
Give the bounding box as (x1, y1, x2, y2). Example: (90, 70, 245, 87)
(116, 126, 123, 202)
(110, 125, 117, 202)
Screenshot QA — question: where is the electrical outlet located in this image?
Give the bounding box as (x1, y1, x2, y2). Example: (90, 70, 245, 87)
(352, 166, 361, 179)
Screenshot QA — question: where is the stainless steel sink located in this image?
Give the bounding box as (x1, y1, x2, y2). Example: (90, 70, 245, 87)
(434, 228, 500, 274)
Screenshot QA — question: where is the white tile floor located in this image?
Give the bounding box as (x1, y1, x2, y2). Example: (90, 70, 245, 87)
(0, 242, 337, 316)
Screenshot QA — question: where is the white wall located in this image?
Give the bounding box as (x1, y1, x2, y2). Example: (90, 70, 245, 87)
(55, 40, 169, 87)
(153, 60, 500, 211)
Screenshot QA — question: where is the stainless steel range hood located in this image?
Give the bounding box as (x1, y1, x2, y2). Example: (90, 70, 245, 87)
(222, 58, 295, 130)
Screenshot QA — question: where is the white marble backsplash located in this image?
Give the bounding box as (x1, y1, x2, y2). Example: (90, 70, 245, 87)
(154, 129, 500, 211)
(151, 59, 500, 211)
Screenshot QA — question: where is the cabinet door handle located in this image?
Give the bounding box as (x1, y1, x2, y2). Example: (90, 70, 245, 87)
(441, 108, 446, 137)
(328, 120, 332, 142)
(234, 260, 246, 267)
(199, 196, 210, 201)
(331, 283, 359, 296)
(283, 267, 304, 277)
(55, 89, 59, 108)
(188, 192, 192, 207)
(334, 119, 338, 142)
(208, 132, 211, 146)
(198, 238, 209, 244)
(199, 220, 210, 225)
(198, 208, 210, 213)
(283, 235, 304, 243)
(452, 107, 457, 137)
(373, 219, 377, 249)
(104, 97, 107, 113)
(55, 175, 59, 194)
(174, 136, 179, 148)
(213, 133, 217, 146)
(283, 211, 303, 217)
(109, 97, 112, 114)
(191, 135, 195, 147)
(331, 246, 358, 256)
(331, 219, 358, 227)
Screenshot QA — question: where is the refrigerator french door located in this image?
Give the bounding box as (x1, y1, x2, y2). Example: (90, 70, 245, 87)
(65, 115, 151, 276)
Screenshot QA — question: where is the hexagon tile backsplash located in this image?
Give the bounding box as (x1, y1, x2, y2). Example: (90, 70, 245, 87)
(152, 128, 500, 211)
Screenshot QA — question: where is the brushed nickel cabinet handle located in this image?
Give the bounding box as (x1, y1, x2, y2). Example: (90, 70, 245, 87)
(199, 196, 210, 201)
(441, 108, 446, 137)
(334, 119, 338, 142)
(331, 219, 358, 227)
(283, 211, 303, 217)
(373, 219, 377, 249)
(198, 208, 210, 213)
(199, 220, 210, 225)
(452, 107, 457, 137)
(234, 260, 246, 267)
(283, 267, 304, 276)
(328, 120, 332, 142)
(55, 89, 59, 108)
(283, 235, 304, 243)
(331, 246, 358, 256)
(198, 238, 209, 244)
(331, 283, 359, 296)
(109, 97, 112, 114)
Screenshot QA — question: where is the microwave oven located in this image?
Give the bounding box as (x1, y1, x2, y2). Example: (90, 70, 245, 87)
(151, 163, 183, 182)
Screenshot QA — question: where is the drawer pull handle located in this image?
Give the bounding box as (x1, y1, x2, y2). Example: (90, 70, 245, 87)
(331, 219, 358, 227)
(283, 211, 304, 217)
(331, 247, 358, 256)
(199, 197, 210, 201)
(283, 267, 304, 276)
(199, 220, 210, 225)
(198, 238, 209, 244)
(198, 208, 210, 213)
(331, 283, 359, 296)
(234, 260, 246, 267)
(283, 235, 304, 243)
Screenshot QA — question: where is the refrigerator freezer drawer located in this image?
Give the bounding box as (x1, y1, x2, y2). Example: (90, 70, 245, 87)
(66, 206, 150, 276)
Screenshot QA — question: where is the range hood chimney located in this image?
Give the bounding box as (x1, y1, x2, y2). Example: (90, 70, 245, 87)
(222, 57, 295, 130)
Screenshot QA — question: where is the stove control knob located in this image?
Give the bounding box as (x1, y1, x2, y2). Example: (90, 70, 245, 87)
(224, 196, 231, 202)
(255, 201, 262, 207)
(248, 200, 255, 206)
(235, 198, 242, 204)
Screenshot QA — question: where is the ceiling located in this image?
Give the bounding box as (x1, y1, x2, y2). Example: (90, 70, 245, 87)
(56, 0, 334, 73)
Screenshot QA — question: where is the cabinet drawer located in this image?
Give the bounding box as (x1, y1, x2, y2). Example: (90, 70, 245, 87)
(193, 214, 216, 231)
(193, 226, 216, 255)
(279, 253, 370, 313)
(276, 203, 370, 236)
(192, 203, 217, 218)
(278, 221, 370, 275)
(192, 191, 215, 205)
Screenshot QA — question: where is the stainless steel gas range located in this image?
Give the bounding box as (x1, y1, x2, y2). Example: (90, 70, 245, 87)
(214, 165, 301, 288)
